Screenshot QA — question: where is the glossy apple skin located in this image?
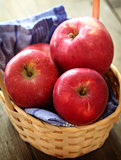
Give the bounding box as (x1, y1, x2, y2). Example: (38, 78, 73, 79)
(4, 49, 58, 108)
(53, 68, 109, 125)
(20, 43, 50, 56)
(50, 17, 114, 75)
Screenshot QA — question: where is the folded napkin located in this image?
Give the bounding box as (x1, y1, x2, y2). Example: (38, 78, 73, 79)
(98, 88, 118, 120)
(0, 5, 67, 75)
(25, 89, 118, 126)
(25, 108, 75, 127)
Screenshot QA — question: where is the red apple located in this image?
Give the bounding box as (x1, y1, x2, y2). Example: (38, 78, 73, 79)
(53, 68, 109, 125)
(4, 49, 58, 108)
(20, 43, 62, 76)
(50, 17, 114, 75)
(20, 43, 50, 57)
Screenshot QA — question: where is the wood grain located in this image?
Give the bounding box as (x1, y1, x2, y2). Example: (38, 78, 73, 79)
(0, 101, 34, 160)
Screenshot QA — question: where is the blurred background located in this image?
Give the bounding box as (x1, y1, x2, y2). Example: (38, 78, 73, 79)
(0, 0, 121, 73)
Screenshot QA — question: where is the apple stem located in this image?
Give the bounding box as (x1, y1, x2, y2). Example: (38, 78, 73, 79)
(77, 87, 87, 96)
(81, 87, 87, 96)
(23, 64, 33, 77)
(68, 33, 75, 39)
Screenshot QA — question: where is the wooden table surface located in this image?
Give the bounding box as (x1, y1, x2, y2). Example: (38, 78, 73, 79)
(0, 0, 121, 159)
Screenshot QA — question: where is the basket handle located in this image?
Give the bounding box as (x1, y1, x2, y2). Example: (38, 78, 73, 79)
(0, 71, 14, 110)
(92, 0, 100, 19)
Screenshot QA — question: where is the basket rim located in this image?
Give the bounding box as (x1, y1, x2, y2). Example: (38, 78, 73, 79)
(0, 64, 121, 131)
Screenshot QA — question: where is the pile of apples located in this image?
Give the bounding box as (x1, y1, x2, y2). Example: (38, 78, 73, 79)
(4, 17, 114, 125)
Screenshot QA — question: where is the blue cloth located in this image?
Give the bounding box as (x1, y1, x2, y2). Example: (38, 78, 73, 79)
(25, 108, 75, 127)
(25, 89, 118, 126)
(0, 5, 67, 75)
(98, 88, 118, 120)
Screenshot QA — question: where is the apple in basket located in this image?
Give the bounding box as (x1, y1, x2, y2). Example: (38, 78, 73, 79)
(20, 43, 51, 57)
(53, 68, 109, 125)
(50, 16, 114, 75)
(4, 44, 58, 108)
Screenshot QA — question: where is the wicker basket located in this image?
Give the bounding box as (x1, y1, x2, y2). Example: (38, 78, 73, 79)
(0, 0, 121, 158)
(0, 64, 121, 159)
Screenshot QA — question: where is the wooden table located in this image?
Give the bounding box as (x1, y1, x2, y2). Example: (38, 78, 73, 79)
(0, 0, 121, 159)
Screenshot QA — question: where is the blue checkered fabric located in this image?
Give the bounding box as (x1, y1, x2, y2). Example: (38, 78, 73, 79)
(0, 5, 67, 75)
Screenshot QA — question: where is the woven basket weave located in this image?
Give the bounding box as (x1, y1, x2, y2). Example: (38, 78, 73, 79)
(0, 64, 121, 159)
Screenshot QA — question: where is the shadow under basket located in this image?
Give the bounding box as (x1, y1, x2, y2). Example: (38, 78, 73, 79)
(0, 64, 121, 159)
